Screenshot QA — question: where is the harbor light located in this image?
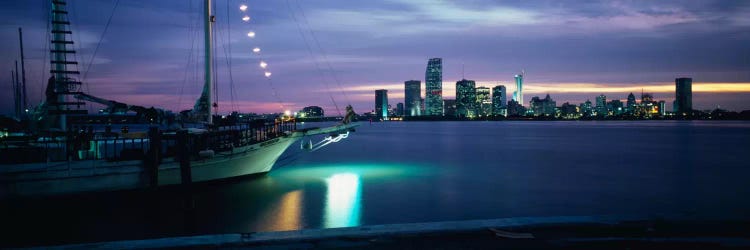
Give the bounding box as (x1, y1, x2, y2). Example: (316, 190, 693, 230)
(252, 47, 261, 53)
(239, 4, 248, 12)
(264, 71, 272, 77)
(284, 110, 291, 116)
(247, 31, 255, 38)
(242, 15, 250, 22)
(260, 61, 268, 68)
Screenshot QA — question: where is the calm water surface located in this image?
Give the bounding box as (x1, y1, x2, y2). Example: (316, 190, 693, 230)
(2, 121, 750, 246)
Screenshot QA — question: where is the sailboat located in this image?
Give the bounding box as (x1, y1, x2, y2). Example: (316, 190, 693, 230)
(0, 0, 359, 198)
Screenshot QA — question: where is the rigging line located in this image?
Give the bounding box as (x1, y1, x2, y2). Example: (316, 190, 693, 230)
(178, 0, 198, 110)
(40, 0, 50, 103)
(284, 0, 341, 116)
(82, 0, 120, 82)
(212, 0, 219, 115)
(265, 77, 287, 111)
(215, 8, 233, 113)
(294, 0, 351, 105)
(225, 0, 237, 112)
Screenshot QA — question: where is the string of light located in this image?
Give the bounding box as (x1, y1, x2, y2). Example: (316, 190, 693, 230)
(238, 3, 289, 113)
(239, 4, 271, 79)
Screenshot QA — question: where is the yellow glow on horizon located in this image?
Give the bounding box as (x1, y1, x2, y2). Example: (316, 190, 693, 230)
(330, 82, 750, 101)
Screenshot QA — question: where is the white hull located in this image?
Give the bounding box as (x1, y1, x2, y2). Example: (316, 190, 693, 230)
(0, 135, 299, 198)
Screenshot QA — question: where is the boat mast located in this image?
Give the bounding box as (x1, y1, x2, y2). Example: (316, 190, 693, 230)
(18, 28, 27, 114)
(204, 0, 213, 125)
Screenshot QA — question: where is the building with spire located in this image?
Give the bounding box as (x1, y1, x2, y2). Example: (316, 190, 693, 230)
(512, 71, 524, 106)
(455, 79, 476, 118)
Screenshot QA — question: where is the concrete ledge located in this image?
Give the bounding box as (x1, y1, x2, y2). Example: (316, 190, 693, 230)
(27, 215, 660, 250)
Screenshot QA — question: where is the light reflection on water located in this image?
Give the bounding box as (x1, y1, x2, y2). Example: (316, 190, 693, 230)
(324, 173, 362, 228)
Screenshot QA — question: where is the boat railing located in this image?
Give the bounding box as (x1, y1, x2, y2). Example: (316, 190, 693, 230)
(0, 120, 296, 164)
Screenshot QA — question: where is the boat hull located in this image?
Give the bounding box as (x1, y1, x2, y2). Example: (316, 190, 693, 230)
(0, 136, 299, 198)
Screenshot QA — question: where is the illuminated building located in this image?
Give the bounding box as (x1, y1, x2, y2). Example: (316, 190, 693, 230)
(443, 99, 457, 117)
(404, 80, 421, 116)
(456, 79, 476, 118)
(300, 106, 324, 118)
(608, 100, 624, 116)
(475, 86, 491, 117)
(492, 85, 507, 116)
(560, 102, 579, 119)
(580, 99, 593, 116)
(424, 58, 443, 116)
(658, 100, 666, 116)
(513, 71, 524, 105)
(529, 94, 556, 116)
(675, 77, 692, 116)
(595, 94, 607, 117)
(375, 89, 388, 120)
(626, 92, 636, 114)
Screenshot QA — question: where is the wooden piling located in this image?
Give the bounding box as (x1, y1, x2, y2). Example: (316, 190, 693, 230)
(177, 130, 192, 185)
(147, 126, 160, 187)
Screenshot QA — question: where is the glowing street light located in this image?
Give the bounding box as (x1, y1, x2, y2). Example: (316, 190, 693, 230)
(252, 47, 261, 53)
(239, 4, 248, 12)
(247, 31, 255, 38)
(264, 71, 272, 78)
(242, 15, 250, 22)
(260, 61, 268, 68)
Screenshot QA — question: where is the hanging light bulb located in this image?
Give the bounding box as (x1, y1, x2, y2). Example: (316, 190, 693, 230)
(247, 31, 255, 38)
(239, 4, 248, 12)
(264, 71, 272, 78)
(259, 61, 268, 69)
(242, 15, 250, 22)
(252, 47, 261, 53)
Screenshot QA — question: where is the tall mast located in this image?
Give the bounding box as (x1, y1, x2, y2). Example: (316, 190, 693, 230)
(12, 69, 18, 119)
(18, 27, 27, 113)
(14, 61, 20, 119)
(204, 0, 213, 125)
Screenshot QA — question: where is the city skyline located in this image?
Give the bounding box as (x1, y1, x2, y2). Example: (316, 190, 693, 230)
(1, 0, 749, 115)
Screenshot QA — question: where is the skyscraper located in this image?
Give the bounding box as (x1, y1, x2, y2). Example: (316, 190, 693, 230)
(475, 86, 491, 117)
(675, 77, 692, 116)
(595, 94, 607, 117)
(425, 58, 443, 116)
(455, 79, 476, 118)
(396, 103, 404, 116)
(512, 71, 524, 105)
(375, 89, 388, 120)
(404, 80, 421, 116)
(492, 85, 507, 116)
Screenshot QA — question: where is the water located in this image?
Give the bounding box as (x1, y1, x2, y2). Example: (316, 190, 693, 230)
(2, 121, 750, 246)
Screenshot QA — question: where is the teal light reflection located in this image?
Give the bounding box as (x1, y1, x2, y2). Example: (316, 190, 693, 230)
(324, 173, 362, 228)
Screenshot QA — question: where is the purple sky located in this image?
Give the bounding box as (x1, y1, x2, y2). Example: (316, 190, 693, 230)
(1, 0, 749, 116)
